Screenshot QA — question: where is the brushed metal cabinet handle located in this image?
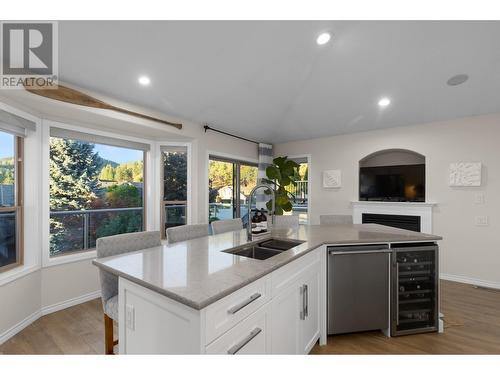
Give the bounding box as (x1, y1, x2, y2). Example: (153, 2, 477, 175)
(300, 285, 306, 320)
(304, 284, 309, 318)
(227, 293, 262, 315)
(227, 328, 262, 354)
(329, 249, 393, 255)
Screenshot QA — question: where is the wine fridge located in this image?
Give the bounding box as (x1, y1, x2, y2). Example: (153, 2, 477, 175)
(391, 242, 439, 336)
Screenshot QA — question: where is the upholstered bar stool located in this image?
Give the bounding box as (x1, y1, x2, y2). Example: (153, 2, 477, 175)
(96, 231, 161, 354)
(211, 218, 243, 235)
(166, 224, 209, 244)
(319, 214, 353, 225)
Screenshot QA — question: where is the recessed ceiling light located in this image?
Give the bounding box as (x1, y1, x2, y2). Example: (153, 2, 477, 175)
(447, 74, 468, 86)
(138, 75, 151, 86)
(316, 32, 331, 45)
(378, 97, 391, 107)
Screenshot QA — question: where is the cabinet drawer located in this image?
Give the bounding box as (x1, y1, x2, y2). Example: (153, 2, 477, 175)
(205, 276, 271, 344)
(205, 304, 269, 354)
(271, 248, 320, 296)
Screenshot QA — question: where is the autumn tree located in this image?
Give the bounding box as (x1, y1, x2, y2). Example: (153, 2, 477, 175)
(99, 164, 116, 181)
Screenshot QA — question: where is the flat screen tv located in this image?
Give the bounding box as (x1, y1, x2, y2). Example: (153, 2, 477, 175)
(359, 164, 425, 202)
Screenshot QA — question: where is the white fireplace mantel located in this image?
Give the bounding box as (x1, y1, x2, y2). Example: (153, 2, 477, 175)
(351, 201, 437, 234)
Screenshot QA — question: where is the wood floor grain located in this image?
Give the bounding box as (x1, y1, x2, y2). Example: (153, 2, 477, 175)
(1, 280, 499, 354)
(312, 280, 500, 354)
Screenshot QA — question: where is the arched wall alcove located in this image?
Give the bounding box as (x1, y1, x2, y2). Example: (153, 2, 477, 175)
(359, 149, 426, 202)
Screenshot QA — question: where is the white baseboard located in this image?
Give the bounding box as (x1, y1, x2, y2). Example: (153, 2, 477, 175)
(41, 290, 101, 316)
(0, 290, 101, 346)
(0, 310, 41, 346)
(440, 273, 500, 290)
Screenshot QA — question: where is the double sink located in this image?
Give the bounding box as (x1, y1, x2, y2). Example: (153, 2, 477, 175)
(224, 238, 305, 260)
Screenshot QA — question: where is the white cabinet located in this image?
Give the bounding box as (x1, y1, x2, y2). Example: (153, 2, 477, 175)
(118, 247, 324, 354)
(271, 250, 321, 354)
(206, 304, 270, 354)
(299, 266, 320, 353)
(205, 276, 270, 344)
(270, 278, 301, 353)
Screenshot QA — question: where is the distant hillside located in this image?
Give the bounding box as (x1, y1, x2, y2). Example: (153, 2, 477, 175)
(97, 157, 119, 170)
(0, 157, 14, 165)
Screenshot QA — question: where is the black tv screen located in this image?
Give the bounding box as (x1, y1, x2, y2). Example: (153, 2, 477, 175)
(359, 164, 425, 202)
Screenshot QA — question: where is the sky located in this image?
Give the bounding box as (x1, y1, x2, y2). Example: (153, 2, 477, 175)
(94, 144, 143, 164)
(0, 132, 14, 159)
(0, 131, 142, 163)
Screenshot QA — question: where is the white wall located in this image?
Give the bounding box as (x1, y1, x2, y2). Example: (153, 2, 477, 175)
(0, 271, 41, 339)
(275, 113, 500, 287)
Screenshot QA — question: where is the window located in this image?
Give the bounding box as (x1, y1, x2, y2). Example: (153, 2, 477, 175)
(285, 157, 308, 224)
(208, 156, 258, 227)
(0, 131, 23, 271)
(161, 146, 188, 238)
(49, 128, 148, 256)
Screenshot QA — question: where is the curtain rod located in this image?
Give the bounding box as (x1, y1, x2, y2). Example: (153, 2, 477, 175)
(203, 124, 260, 145)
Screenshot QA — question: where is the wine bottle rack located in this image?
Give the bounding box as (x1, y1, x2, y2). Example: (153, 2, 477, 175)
(391, 242, 439, 336)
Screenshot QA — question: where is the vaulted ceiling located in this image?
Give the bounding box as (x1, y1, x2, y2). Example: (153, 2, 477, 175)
(56, 21, 500, 143)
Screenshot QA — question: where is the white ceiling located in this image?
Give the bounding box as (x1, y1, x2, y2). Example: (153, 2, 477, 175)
(56, 21, 500, 143)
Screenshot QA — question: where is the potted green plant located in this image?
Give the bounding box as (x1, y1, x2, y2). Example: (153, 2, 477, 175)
(262, 156, 300, 215)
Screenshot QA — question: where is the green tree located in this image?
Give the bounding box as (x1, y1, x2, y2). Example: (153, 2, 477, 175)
(299, 163, 308, 180)
(105, 184, 142, 208)
(49, 138, 100, 210)
(208, 160, 233, 190)
(0, 158, 14, 185)
(163, 152, 187, 201)
(95, 184, 143, 240)
(131, 160, 144, 182)
(49, 138, 101, 255)
(240, 165, 257, 196)
(99, 164, 116, 181)
(115, 164, 133, 182)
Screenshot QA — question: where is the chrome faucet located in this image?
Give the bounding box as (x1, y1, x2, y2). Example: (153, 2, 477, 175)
(247, 184, 276, 240)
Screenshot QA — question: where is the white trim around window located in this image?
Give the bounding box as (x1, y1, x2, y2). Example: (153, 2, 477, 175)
(286, 153, 312, 224)
(204, 150, 259, 225)
(41, 119, 155, 268)
(156, 141, 193, 231)
(0, 102, 41, 286)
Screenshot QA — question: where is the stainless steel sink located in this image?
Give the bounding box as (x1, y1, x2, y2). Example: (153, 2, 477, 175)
(224, 238, 305, 260)
(258, 238, 304, 251)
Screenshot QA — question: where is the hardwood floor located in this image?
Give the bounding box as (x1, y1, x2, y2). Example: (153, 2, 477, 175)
(0, 280, 499, 354)
(312, 280, 500, 354)
(0, 298, 116, 355)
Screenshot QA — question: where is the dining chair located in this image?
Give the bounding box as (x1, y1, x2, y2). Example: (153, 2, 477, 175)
(96, 230, 161, 354)
(166, 224, 209, 244)
(211, 218, 243, 235)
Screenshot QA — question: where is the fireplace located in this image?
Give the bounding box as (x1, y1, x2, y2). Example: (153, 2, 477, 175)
(362, 213, 421, 232)
(352, 201, 435, 234)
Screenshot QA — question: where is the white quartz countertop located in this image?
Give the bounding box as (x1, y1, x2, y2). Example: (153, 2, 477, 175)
(92, 224, 441, 310)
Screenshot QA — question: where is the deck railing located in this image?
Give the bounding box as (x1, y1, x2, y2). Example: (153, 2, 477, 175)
(286, 180, 308, 205)
(50, 207, 144, 255)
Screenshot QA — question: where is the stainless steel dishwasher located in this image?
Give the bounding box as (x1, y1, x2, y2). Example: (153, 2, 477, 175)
(328, 244, 391, 335)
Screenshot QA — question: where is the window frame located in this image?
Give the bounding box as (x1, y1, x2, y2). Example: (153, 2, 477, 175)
(159, 142, 191, 239)
(285, 153, 311, 225)
(208, 154, 258, 223)
(42, 120, 153, 267)
(0, 135, 24, 273)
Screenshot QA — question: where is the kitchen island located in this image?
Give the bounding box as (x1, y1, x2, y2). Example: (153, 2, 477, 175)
(93, 224, 441, 354)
